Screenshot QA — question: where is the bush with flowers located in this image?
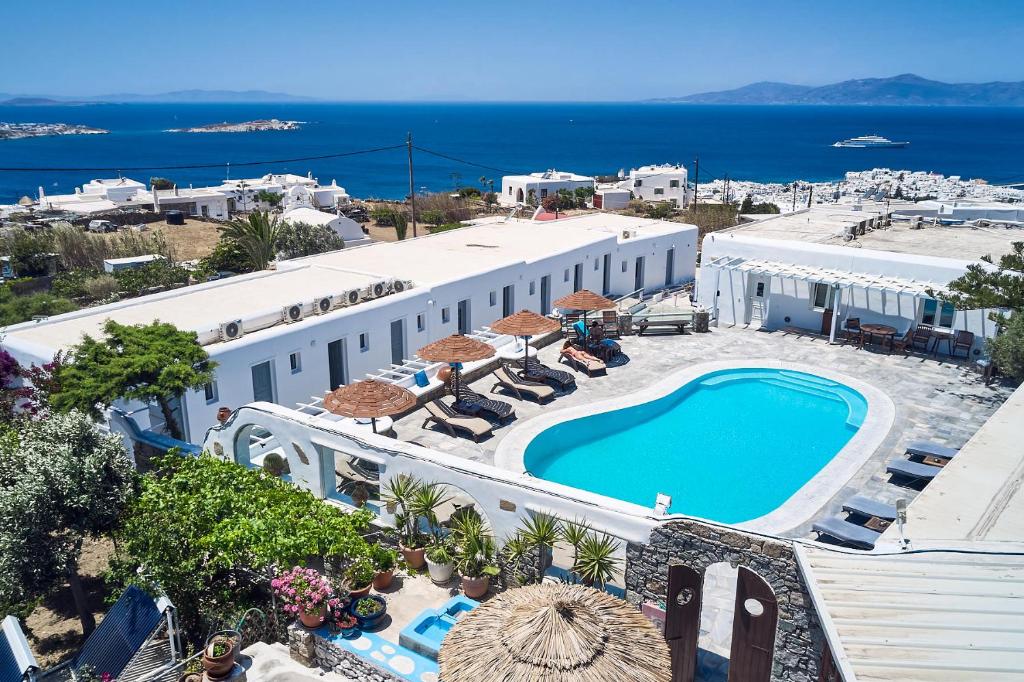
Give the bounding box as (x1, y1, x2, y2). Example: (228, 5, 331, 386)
(272, 566, 343, 621)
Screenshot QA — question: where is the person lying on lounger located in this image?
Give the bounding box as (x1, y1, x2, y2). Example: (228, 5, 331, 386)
(561, 340, 601, 363)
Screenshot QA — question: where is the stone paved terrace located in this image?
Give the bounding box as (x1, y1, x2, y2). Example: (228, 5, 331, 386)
(392, 324, 1013, 540)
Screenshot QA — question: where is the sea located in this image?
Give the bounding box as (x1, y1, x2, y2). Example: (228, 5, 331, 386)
(1, 102, 1023, 203)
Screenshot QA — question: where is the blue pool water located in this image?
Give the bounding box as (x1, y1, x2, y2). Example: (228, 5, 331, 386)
(523, 368, 867, 523)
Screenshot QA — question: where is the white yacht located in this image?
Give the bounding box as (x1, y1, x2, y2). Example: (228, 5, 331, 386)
(833, 135, 909, 148)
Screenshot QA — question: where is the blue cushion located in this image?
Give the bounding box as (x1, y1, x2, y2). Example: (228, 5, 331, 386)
(573, 321, 588, 338)
(414, 370, 429, 387)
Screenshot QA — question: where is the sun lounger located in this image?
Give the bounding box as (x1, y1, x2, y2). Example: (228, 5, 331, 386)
(514, 358, 576, 390)
(887, 458, 943, 482)
(559, 347, 606, 376)
(812, 516, 882, 550)
(905, 440, 959, 462)
(422, 400, 493, 442)
(842, 495, 897, 522)
(491, 365, 555, 403)
(454, 388, 515, 422)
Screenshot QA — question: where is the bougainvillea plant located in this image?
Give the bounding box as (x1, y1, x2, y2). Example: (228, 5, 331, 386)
(271, 566, 341, 617)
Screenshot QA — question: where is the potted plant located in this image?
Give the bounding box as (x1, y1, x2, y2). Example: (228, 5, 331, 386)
(454, 515, 500, 599)
(350, 594, 388, 629)
(382, 474, 450, 570)
(204, 629, 241, 662)
(272, 566, 337, 628)
(369, 544, 398, 590)
(425, 540, 455, 585)
(202, 634, 236, 679)
(573, 532, 622, 588)
(335, 612, 359, 638)
(261, 452, 289, 478)
(346, 556, 375, 598)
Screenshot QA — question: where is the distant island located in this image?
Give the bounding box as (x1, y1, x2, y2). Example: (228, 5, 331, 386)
(0, 89, 315, 104)
(167, 118, 301, 133)
(650, 74, 1024, 106)
(0, 122, 108, 140)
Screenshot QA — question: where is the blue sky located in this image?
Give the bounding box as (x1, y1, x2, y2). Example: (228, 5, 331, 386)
(2, 0, 1022, 100)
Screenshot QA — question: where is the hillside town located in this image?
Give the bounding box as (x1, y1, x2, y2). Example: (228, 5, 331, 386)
(0, 121, 108, 140)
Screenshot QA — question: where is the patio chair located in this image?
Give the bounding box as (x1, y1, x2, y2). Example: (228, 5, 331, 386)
(422, 400, 493, 442)
(911, 325, 933, 352)
(952, 330, 975, 358)
(514, 358, 576, 390)
(906, 440, 959, 463)
(812, 516, 882, 550)
(842, 317, 862, 345)
(841, 495, 898, 522)
(887, 458, 943, 483)
(601, 309, 621, 339)
(559, 342, 607, 376)
(562, 313, 581, 336)
(454, 387, 516, 422)
(491, 365, 555, 403)
(891, 329, 913, 354)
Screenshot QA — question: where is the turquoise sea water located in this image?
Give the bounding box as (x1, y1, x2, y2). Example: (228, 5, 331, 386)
(2, 102, 1023, 201)
(522, 368, 867, 524)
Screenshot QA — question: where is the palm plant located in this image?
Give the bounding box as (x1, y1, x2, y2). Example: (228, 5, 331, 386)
(381, 474, 424, 549)
(560, 518, 591, 569)
(519, 513, 560, 582)
(218, 211, 281, 271)
(453, 514, 499, 579)
(574, 532, 621, 588)
(410, 482, 451, 544)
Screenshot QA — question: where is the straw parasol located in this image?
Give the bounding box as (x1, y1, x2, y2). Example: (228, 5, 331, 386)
(554, 290, 616, 335)
(322, 379, 416, 433)
(439, 582, 671, 682)
(416, 334, 495, 396)
(490, 309, 561, 367)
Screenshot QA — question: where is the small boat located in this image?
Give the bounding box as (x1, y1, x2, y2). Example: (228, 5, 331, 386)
(833, 135, 908, 148)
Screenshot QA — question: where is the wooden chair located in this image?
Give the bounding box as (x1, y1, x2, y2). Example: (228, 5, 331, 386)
(892, 329, 914, 355)
(601, 309, 620, 339)
(562, 313, 581, 337)
(952, 330, 975, 358)
(911, 325, 933, 352)
(842, 317, 862, 345)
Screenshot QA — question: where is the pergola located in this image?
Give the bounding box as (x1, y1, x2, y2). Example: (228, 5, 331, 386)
(705, 255, 954, 343)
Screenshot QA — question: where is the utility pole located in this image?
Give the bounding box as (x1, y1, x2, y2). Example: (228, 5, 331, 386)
(407, 132, 417, 238)
(806, 185, 813, 208)
(723, 173, 730, 205)
(792, 182, 797, 212)
(692, 157, 699, 212)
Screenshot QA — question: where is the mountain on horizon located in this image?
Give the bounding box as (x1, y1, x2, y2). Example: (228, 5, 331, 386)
(651, 74, 1024, 106)
(0, 89, 316, 105)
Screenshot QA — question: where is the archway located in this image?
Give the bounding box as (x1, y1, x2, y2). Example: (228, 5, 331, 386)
(233, 423, 294, 482)
(698, 561, 738, 667)
(516, 187, 524, 203)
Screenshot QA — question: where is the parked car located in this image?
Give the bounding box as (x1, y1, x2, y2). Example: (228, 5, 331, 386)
(87, 219, 117, 233)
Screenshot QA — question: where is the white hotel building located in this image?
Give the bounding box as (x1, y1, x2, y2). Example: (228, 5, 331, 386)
(499, 170, 595, 207)
(2, 213, 696, 443)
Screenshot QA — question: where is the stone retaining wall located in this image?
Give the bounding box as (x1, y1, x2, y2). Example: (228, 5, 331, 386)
(288, 624, 402, 682)
(625, 518, 823, 682)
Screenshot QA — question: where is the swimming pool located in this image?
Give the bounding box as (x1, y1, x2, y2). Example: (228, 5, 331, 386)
(520, 367, 870, 524)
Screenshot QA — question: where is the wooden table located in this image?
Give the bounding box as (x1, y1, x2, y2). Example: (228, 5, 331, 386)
(860, 323, 898, 351)
(864, 517, 892, 532)
(931, 329, 954, 356)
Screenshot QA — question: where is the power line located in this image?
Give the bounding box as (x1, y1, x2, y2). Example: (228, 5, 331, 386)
(411, 145, 521, 176)
(0, 143, 407, 173)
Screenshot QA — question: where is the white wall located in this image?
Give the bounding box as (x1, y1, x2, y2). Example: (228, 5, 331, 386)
(499, 177, 596, 207)
(629, 167, 689, 206)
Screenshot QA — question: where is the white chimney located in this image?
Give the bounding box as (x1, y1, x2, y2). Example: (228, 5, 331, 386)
(38, 186, 45, 200)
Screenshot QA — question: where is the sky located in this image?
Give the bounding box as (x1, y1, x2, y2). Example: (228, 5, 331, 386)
(2, 0, 1023, 101)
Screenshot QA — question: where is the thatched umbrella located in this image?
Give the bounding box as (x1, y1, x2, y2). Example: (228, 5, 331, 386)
(490, 309, 561, 367)
(416, 334, 495, 397)
(439, 583, 670, 682)
(554, 290, 616, 335)
(323, 379, 416, 433)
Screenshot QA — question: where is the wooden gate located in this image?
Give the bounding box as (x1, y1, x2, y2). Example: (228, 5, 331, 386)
(727, 567, 778, 682)
(665, 564, 703, 682)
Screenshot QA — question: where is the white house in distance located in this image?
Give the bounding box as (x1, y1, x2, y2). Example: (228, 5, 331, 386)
(696, 205, 1019, 353)
(152, 186, 230, 220)
(37, 177, 150, 214)
(280, 206, 371, 247)
(499, 170, 595, 207)
(2, 213, 697, 444)
(627, 164, 689, 206)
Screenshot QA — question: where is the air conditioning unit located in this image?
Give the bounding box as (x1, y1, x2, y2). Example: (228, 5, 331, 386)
(622, 229, 636, 240)
(392, 279, 414, 293)
(283, 303, 305, 323)
(364, 281, 387, 299)
(313, 296, 333, 314)
(220, 319, 244, 341)
(340, 289, 360, 307)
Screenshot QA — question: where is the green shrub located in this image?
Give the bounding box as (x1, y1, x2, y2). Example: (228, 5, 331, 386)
(0, 286, 78, 326)
(989, 312, 1024, 382)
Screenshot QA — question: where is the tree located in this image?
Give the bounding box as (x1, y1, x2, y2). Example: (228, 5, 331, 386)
(52, 320, 216, 440)
(218, 211, 282, 271)
(392, 210, 409, 241)
(0, 411, 138, 635)
(0, 286, 78, 326)
(275, 221, 344, 259)
(149, 177, 175, 190)
(0, 228, 56, 277)
(256, 189, 282, 207)
(110, 454, 372, 636)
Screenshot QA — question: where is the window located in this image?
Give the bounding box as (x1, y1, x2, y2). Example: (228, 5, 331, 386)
(416, 313, 426, 332)
(359, 332, 369, 352)
(669, 179, 680, 188)
(289, 352, 302, 373)
(529, 280, 536, 296)
(441, 306, 451, 324)
(755, 282, 765, 297)
(811, 283, 834, 310)
(634, 179, 643, 187)
(563, 268, 571, 282)
(540, 188, 548, 198)
(654, 187, 665, 195)
(593, 258, 599, 271)
(621, 260, 628, 273)
(508, 186, 512, 195)
(203, 382, 218, 404)
(489, 291, 497, 307)
(922, 299, 955, 328)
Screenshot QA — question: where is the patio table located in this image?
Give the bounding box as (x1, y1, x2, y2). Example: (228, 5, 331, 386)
(860, 324, 898, 352)
(931, 329, 955, 356)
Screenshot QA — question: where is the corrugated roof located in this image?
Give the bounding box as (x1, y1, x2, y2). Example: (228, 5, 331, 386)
(797, 546, 1024, 681)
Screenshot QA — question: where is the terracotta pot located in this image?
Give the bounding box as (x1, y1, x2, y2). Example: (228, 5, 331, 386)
(436, 366, 453, 387)
(299, 606, 326, 628)
(349, 582, 372, 598)
(216, 407, 232, 424)
(461, 575, 490, 599)
(401, 545, 426, 570)
(372, 569, 394, 590)
(202, 637, 237, 679)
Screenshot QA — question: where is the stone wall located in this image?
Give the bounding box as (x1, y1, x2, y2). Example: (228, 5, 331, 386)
(288, 624, 402, 682)
(625, 518, 823, 682)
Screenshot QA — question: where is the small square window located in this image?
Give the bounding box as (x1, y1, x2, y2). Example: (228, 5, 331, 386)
(289, 352, 302, 373)
(621, 260, 628, 273)
(529, 281, 536, 295)
(359, 333, 369, 352)
(812, 283, 834, 310)
(416, 313, 426, 332)
(489, 291, 497, 307)
(563, 268, 571, 282)
(203, 382, 218, 403)
(441, 307, 451, 324)
(634, 179, 642, 187)
(669, 179, 680, 188)
(540, 188, 548, 198)
(508, 186, 512, 195)
(654, 187, 665, 195)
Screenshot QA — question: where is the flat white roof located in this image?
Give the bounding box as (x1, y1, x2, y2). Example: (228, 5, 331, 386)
(503, 170, 594, 183)
(103, 254, 163, 266)
(281, 207, 338, 226)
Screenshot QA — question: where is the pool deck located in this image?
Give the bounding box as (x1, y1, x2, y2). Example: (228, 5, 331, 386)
(392, 324, 1013, 539)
